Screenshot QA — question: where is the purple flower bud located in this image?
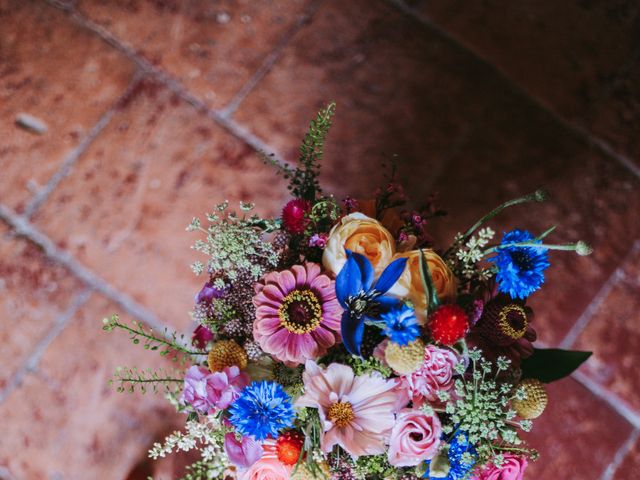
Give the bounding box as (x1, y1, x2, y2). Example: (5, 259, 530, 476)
(195, 281, 224, 304)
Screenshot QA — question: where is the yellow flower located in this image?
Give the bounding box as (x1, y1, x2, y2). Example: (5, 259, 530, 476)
(388, 249, 457, 319)
(322, 213, 396, 276)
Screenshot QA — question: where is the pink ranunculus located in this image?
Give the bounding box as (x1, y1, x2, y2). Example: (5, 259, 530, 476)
(208, 366, 250, 410)
(224, 433, 263, 469)
(387, 408, 442, 467)
(476, 454, 528, 480)
(400, 344, 458, 405)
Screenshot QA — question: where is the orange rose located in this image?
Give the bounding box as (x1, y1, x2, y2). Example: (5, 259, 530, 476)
(322, 213, 396, 276)
(388, 250, 457, 319)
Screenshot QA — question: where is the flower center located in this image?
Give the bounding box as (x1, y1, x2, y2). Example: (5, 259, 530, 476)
(278, 289, 323, 334)
(498, 304, 528, 340)
(327, 401, 354, 428)
(510, 250, 533, 272)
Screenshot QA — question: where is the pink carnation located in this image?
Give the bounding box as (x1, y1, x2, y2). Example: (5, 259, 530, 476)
(388, 409, 442, 467)
(400, 344, 458, 405)
(180, 365, 249, 413)
(475, 454, 528, 480)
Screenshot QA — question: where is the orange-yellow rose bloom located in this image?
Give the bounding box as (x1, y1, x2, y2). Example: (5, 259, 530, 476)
(388, 250, 458, 318)
(322, 213, 396, 277)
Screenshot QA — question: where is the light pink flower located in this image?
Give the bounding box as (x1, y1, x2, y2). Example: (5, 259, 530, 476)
(296, 361, 400, 458)
(400, 344, 458, 405)
(239, 440, 292, 480)
(253, 263, 342, 366)
(180, 365, 249, 414)
(224, 433, 263, 469)
(387, 408, 442, 467)
(475, 454, 528, 480)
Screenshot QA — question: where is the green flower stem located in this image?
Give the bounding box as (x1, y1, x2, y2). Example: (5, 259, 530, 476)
(483, 241, 591, 256)
(460, 190, 547, 243)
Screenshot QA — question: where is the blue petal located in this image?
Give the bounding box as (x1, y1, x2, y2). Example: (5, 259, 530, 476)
(335, 252, 362, 307)
(373, 257, 408, 293)
(341, 310, 364, 356)
(376, 294, 403, 311)
(349, 250, 375, 291)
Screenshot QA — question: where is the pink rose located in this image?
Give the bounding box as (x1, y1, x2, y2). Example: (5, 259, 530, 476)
(476, 454, 528, 480)
(387, 408, 442, 467)
(401, 345, 458, 405)
(224, 433, 263, 469)
(239, 456, 292, 480)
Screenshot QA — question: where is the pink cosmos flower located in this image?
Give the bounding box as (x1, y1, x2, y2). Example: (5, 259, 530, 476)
(387, 409, 442, 467)
(253, 263, 342, 366)
(239, 440, 292, 480)
(180, 365, 249, 414)
(296, 361, 400, 458)
(224, 433, 263, 469)
(474, 454, 528, 480)
(400, 344, 458, 406)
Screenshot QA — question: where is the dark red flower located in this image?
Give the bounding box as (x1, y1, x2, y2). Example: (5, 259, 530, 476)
(192, 324, 214, 350)
(282, 199, 311, 234)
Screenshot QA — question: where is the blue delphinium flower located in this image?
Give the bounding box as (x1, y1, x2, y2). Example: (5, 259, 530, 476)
(228, 381, 295, 441)
(336, 249, 408, 356)
(491, 229, 550, 299)
(424, 432, 477, 480)
(381, 304, 420, 346)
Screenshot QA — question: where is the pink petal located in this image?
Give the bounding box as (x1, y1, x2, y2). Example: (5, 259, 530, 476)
(291, 264, 307, 286)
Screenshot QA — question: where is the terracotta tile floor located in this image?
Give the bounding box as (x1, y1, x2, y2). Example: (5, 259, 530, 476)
(1, 0, 639, 478)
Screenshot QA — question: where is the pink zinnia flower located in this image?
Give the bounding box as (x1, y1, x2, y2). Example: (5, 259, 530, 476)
(253, 263, 342, 366)
(296, 361, 400, 458)
(400, 344, 458, 406)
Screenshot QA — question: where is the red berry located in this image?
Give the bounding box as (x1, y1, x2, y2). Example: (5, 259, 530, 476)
(282, 199, 311, 234)
(276, 430, 305, 466)
(429, 304, 469, 345)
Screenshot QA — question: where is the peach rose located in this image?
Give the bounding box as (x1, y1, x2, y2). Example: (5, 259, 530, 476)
(322, 213, 396, 276)
(388, 249, 457, 318)
(239, 442, 292, 480)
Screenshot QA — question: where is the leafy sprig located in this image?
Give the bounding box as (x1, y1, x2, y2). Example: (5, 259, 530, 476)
(102, 314, 206, 364)
(110, 366, 184, 394)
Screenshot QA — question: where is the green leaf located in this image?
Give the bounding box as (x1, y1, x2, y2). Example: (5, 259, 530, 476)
(419, 249, 440, 312)
(521, 348, 592, 383)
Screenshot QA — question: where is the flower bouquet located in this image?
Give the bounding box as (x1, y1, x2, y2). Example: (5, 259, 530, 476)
(104, 103, 592, 480)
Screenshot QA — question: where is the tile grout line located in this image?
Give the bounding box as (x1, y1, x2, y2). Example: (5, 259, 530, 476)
(0, 204, 169, 336)
(43, 0, 292, 168)
(559, 240, 640, 349)
(218, 0, 325, 119)
(387, 0, 640, 181)
(23, 73, 144, 219)
(0, 289, 92, 405)
(599, 428, 639, 480)
(572, 370, 640, 430)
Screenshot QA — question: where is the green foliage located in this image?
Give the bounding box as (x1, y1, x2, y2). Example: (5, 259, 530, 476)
(265, 102, 337, 201)
(347, 355, 392, 378)
(102, 314, 206, 364)
(110, 366, 183, 395)
(521, 348, 592, 383)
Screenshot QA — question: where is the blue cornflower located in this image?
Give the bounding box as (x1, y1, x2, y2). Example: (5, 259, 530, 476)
(424, 432, 478, 480)
(336, 249, 408, 356)
(228, 381, 295, 441)
(381, 304, 420, 346)
(491, 229, 550, 299)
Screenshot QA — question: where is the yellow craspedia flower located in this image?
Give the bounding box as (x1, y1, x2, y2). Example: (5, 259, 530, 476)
(385, 338, 425, 374)
(208, 339, 248, 372)
(512, 378, 548, 419)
